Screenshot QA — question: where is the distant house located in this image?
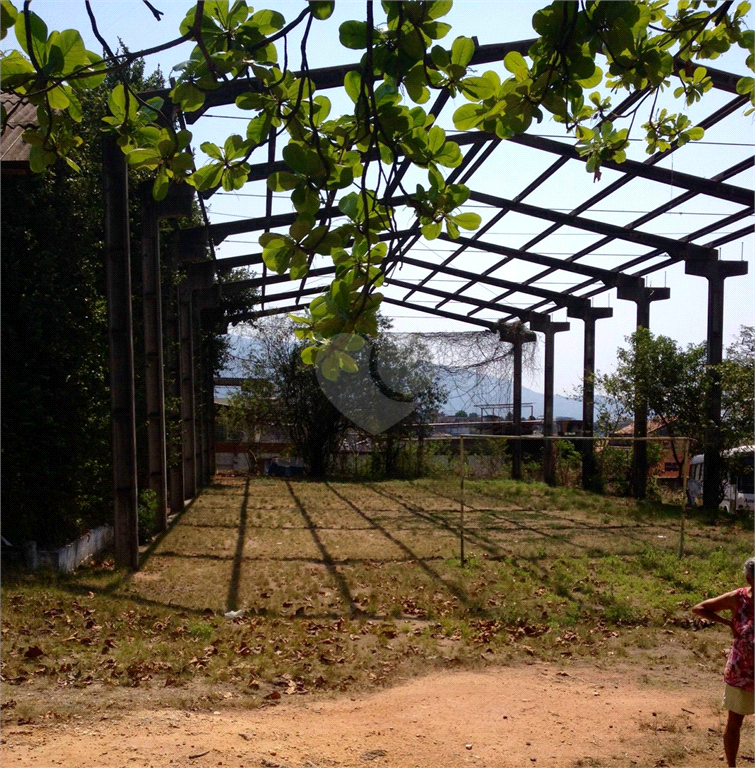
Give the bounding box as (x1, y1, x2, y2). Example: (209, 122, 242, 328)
(214, 397, 295, 474)
(609, 417, 689, 480)
(555, 417, 583, 437)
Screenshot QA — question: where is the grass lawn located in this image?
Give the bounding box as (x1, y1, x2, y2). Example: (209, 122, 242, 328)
(1, 475, 751, 720)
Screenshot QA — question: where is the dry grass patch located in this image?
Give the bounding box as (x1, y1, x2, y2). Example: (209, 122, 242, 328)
(2, 476, 751, 724)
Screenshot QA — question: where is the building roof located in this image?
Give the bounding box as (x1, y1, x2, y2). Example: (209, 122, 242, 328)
(613, 416, 669, 436)
(1, 93, 36, 175)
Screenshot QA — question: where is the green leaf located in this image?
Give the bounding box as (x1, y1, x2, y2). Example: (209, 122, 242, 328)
(201, 141, 223, 161)
(309, 1, 334, 20)
(503, 51, 528, 79)
(46, 29, 88, 74)
(430, 45, 449, 69)
(452, 102, 487, 131)
(686, 126, 705, 141)
(450, 36, 475, 67)
(301, 345, 318, 365)
(249, 8, 284, 34)
(283, 142, 311, 175)
(338, 351, 358, 373)
(399, 28, 426, 60)
(262, 239, 294, 273)
(267, 170, 299, 191)
(576, 65, 602, 89)
(290, 217, 313, 241)
(223, 133, 248, 160)
(188, 162, 224, 191)
(445, 218, 460, 239)
(452, 212, 481, 231)
(422, 221, 442, 240)
(426, 0, 453, 19)
(126, 148, 162, 169)
(459, 75, 497, 101)
(1, 0, 18, 41)
(321, 353, 340, 382)
(15, 9, 47, 68)
(339, 20, 369, 49)
(246, 111, 272, 145)
(435, 141, 461, 168)
(153, 169, 171, 201)
(292, 185, 320, 215)
(0, 50, 34, 87)
(289, 248, 309, 279)
(28, 143, 55, 172)
(343, 69, 362, 103)
(427, 125, 445, 154)
(47, 84, 70, 110)
(172, 82, 205, 112)
(736, 76, 754, 96)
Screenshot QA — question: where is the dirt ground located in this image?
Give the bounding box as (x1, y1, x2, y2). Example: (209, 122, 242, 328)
(2, 661, 751, 768)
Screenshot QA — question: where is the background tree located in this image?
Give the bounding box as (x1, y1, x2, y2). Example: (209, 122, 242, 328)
(596, 326, 754, 498)
(361, 329, 447, 477)
(719, 325, 755, 451)
(225, 319, 349, 478)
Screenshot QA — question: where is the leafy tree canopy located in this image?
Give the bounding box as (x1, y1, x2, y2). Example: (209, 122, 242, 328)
(596, 325, 754, 456)
(2, 0, 753, 374)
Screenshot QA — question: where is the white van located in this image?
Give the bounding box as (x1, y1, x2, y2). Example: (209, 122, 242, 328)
(687, 445, 755, 512)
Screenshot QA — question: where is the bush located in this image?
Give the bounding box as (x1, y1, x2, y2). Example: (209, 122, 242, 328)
(138, 489, 159, 544)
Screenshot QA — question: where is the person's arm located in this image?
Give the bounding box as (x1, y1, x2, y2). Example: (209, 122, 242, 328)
(692, 590, 739, 633)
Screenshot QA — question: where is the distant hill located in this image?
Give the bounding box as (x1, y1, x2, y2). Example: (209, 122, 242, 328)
(218, 332, 587, 420)
(432, 367, 585, 420)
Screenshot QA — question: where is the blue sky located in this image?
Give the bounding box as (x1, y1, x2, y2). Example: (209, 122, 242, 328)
(25, 1, 755, 399)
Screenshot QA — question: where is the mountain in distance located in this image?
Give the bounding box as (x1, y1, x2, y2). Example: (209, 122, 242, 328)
(218, 333, 586, 421)
(431, 366, 585, 421)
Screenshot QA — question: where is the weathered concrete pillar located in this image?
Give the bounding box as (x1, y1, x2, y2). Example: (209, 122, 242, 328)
(189, 266, 219, 487)
(528, 314, 570, 486)
(178, 282, 198, 500)
(165, 281, 184, 516)
(616, 284, 671, 499)
(497, 322, 536, 480)
(140, 185, 195, 529)
(685, 255, 748, 513)
(567, 305, 613, 491)
(103, 136, 139, 570)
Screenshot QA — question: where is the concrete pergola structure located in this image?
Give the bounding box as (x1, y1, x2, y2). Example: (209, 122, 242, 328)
(103, 40, 753, 568)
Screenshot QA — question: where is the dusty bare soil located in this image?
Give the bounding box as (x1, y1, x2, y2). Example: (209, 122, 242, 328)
(2, 661, 750, 768)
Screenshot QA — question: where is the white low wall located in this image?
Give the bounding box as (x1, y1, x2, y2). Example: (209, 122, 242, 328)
(36, 525, 114, 573)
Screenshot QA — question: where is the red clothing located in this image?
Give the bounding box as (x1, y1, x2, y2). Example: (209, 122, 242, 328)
(724, 587, 754, 692)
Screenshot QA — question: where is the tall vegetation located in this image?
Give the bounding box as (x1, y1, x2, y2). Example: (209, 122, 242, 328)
(0, 61, 210, 546)
(222, 319, 446, 478)
(595, 325, 755, 493)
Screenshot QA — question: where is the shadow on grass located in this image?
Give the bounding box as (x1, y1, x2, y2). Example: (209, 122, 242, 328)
(226, 478, 250, 613)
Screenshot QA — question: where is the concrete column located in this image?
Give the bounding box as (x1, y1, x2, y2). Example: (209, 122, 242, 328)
(179, 282, 197, 500)
(616, 285, 671, 499)
(140, 198, 169, 531)
(686, 256, 748, 513)
(567, 305, 613, 491)
(189, 268, 219, 488)
(141, 185, 194, 527)
(497, 322, 536, 480)
(165, 282, 184, 515)
(529, 315, 570, 485)
(103, 137, 139, 570)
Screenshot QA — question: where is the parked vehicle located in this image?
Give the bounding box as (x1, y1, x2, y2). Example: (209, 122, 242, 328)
(687, 444, 755, 512)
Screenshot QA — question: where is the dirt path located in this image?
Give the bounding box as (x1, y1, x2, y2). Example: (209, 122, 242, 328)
(1, 661, 744, 768)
